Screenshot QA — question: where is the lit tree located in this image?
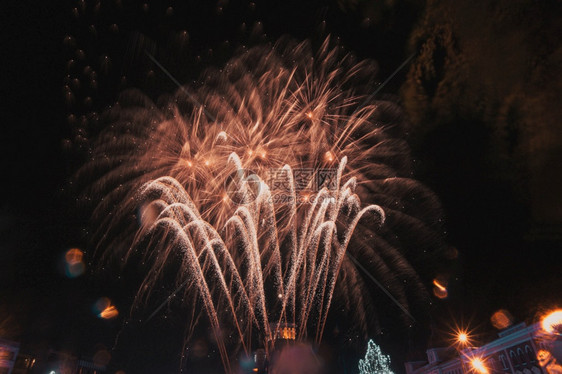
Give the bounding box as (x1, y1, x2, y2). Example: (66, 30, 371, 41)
(359, 340, 394, 374)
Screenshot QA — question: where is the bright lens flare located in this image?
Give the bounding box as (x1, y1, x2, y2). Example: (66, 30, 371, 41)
(470, 358, 488, 374)
(542, 310, 562, 334)
(451, 326, 473, 347)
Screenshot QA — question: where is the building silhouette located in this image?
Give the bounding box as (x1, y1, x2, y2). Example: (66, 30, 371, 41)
(405, 323, 562, 374)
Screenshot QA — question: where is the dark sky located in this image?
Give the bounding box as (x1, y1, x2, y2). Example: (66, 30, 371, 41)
(2, 1, 562, 373)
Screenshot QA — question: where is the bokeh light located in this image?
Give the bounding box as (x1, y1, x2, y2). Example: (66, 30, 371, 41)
(63, 248, 85, 278)
(490, 309, 513, 330)
(65, 248, 83, 264)
(94, 297, 119, 319)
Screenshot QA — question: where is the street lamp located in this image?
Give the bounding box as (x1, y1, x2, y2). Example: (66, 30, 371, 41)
(470, 358, 488, 374)
(452, 328, 473, 348)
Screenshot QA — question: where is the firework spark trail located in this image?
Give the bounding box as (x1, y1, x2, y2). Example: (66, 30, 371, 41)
(133, 159, 384, 356)
(77, 37, 448, 370)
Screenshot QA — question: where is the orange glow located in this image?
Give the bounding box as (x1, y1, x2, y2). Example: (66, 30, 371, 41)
(491, 309, 513, 329)
(65, 248, 83, 265)
(458, 332, 468, 344)
(470, 358, 488, 374)
(306, 111, 313, 119)
(94, 297, 119, 319)
(537, 350, 553, 367)
(542, 309, 562, 333)
(100, 305, 119, 319)
(204, 159, 210, 166)
(433, 279, 448, 299)
(64, 248, 85, 278)
(325, 151, 334, 162)
(280, 326, 296, 340)
(433, 279, 446, 291)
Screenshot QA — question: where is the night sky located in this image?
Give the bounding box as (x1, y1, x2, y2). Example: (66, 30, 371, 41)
(2, 1, 562, 373)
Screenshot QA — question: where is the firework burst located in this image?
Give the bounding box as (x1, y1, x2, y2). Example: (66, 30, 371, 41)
(77, 37, 447, 369)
